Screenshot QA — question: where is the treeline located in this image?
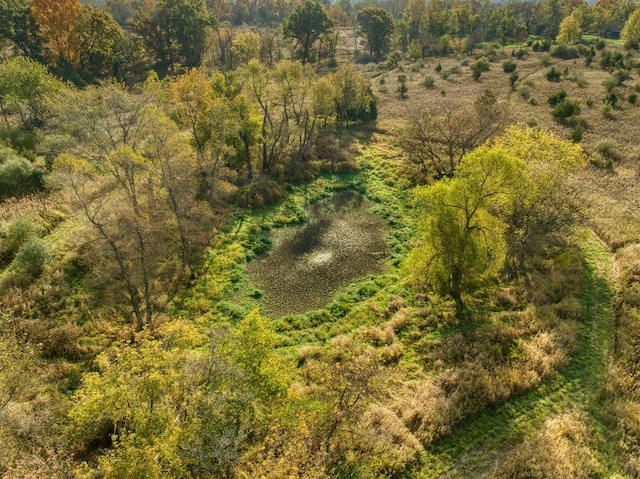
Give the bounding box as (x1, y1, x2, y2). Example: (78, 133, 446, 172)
(2, 0, 640, 84)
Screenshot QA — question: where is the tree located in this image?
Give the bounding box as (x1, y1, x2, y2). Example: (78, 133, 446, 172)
(312, 76, 336, 126)
(0, 0, 45, 60)
(283, 0, 333, 64)
(78, 5, 124, 78)
(403, 147, 525, 310)
(491, 126, 587, 274)
(557, 13, 582, 43)
(232, 30, 260, 65)
(273, 60, 317, 159)
(403, 0, 428, 44)
(30, 0, 81, 67)
(572, 3, 597, 33)
(52, 82, 217, 328)
(543, 0, 563, 39)
(403, 91, 506, 181)
(594, 0, 636, 36)
(131, 0, 212, 73)
(106, 0, 141, 26)
(330, 63, 374, 129)
(163, 0, 213, 68)
(242, 59, 285, 172)
(66, 317, 288, 477)
(170, 68, 234, 203)
(52, 148, 171, 330)
(357, 6, 394, 59)
(55, 81, 149, 160)
(0, 56, 66, 132)
(622, 8, 640, 49)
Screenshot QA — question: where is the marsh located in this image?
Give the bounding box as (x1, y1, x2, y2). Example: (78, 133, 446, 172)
(247, 190, 390, 316)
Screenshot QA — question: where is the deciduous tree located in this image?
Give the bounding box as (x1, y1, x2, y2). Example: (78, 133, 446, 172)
(404, 91, 506, 181)
(622, 8, 640, 49)
(330, 63, 373, 129)
(78, 5, 124, 78)
(0, 0, 45, 60)
(131, 0, 213, 73)
(30, 0, 81, 67)
(357, 6, 394, 59)
(404, 147, 525, 310)
(557, 13, 582, 43)
(283, 0, 333, 64)
(0, 56, 66, 131)
(491, 126, 587, 274)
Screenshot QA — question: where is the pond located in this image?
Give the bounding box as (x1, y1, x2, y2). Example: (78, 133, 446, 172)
(247, 190, 391, 317)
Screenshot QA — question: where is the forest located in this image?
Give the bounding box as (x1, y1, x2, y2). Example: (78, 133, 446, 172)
(2, 0, 640, 477)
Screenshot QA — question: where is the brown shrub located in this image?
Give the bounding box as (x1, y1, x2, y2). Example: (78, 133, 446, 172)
(347, 404, 423, 476)
(16, 319, 85, 360)
(491, 410, 602, 479)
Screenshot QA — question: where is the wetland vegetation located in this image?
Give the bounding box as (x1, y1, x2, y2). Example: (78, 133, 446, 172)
(248, 190, 391, 316)
(3, 0, 640, 477)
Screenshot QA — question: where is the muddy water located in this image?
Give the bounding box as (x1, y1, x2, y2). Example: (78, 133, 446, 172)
(247, 190, 390, 317)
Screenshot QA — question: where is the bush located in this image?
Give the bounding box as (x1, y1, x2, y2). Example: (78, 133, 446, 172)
(568, 124, 584, 143)
(519, 85, 531, 100)
(548, 90, 567, 106)
(551, 44, 580, 59)
(603, 91, 618, 108)
(503, 60, 517, 73)
(509, 71, 519, 89)
(525, 117, 539, 128)
(422, 75, 435, 89)
(441, 65, 461, 80)
(532, 39, 551, 52)
(546, 66, 562, 82)
(13, 238, 49, 277)
(629, 92, 638, 105)
(471, 57, 490, 81)
(0, 127, 39, 157)
(513, 48, 526, 59)
(599, 49, 627, 70)
(602, 76, 618, 93)
(613, 69, 631, 85)
(551, 99, 581, 124)
(397, 74, 408, 99)
(0, 157, 44, 200)
(572, 72, 587, 87)
(601, 104, 615, 119)
(594, 139, 622, 162)
(0, 215, 41, 264)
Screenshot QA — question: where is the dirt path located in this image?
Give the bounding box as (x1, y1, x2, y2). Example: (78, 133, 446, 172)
(414, 229, 624, 478)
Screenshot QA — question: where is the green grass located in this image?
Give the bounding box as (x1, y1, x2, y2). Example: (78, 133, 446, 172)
(408, 228, 628, 478)
(170, 133, 417, 330)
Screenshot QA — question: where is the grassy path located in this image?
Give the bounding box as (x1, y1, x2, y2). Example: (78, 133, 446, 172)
(412, 229, 625, 478)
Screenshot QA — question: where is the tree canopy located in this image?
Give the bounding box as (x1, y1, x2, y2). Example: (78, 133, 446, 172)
(357, 6, 394, 59)
(283, 0, 333, 64)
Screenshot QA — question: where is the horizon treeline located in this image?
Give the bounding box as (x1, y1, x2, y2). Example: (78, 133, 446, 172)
(1, 0, 638, 84)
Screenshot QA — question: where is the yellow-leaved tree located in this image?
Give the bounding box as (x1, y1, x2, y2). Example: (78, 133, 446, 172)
(491, 126, 587, 274)
(403, 146, 526, 311)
